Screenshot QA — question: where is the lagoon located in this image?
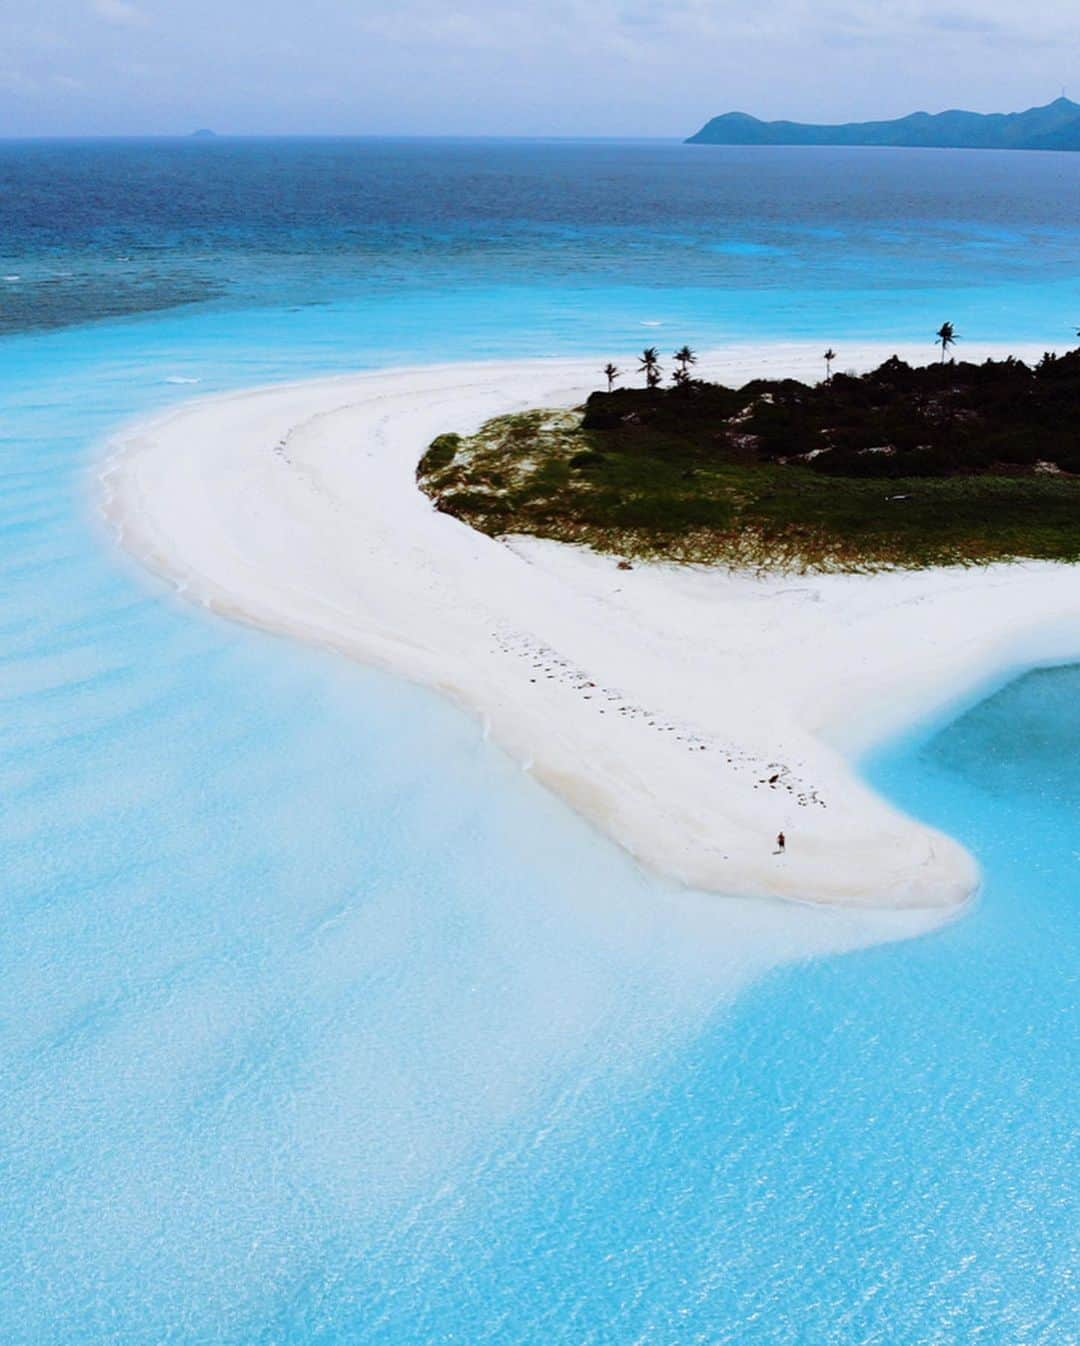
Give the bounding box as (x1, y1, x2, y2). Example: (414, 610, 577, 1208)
(0, 139, 1077, 1343)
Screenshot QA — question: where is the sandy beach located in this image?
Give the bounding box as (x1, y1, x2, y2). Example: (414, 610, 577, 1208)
(101, 344, 1080, 910)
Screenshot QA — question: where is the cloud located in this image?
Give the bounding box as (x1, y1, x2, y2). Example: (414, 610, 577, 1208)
(929, 10, 1003, 33)
(90, 0, 148, 26)
(4, 0, 1078, 134)
(0, 69, 81, 97)
(0, 69, 40, 95)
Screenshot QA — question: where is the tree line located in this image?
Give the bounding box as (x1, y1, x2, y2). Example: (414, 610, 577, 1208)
(597, 321, 1080, 392)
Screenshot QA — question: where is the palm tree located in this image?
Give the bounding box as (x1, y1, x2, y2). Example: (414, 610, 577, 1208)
(673, 345, 697, 379)
(936, 322, 957, 363)
(823, 348, 836, 383)
(639, 347, 662, 388)
(672, 367, 689, 388)
(603, 362, 620, 392)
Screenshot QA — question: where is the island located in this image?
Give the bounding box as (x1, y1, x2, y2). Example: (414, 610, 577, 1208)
(102, 342, 1080, 914)
(686, 96, 1080, 151)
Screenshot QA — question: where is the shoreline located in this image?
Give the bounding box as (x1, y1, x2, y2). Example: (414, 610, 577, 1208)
(100, 344, 1080, 911)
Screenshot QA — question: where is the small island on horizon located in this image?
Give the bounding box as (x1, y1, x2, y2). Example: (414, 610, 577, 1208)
(687, 96, 1080, 151)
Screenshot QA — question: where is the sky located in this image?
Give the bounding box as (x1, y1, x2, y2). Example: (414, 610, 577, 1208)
(0, 0, 1077, 137)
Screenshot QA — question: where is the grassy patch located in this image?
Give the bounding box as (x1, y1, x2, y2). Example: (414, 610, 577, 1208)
(417, 406, 1080, 571)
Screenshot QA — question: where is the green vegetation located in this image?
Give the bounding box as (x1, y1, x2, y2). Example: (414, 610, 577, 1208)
(417, 432, 462, 476)
(686, 96, 1080, 151)
(417, 353, 1080, 572)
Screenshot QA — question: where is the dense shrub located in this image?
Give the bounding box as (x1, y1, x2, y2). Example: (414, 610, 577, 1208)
(580, 350, 1080, 478)
(417, 433, 461, 476)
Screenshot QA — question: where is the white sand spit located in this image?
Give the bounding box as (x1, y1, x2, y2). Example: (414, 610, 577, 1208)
(101, 346, 1080, 909)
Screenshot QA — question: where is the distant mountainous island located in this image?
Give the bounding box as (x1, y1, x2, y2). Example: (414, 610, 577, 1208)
(687, 97, 1080, 151)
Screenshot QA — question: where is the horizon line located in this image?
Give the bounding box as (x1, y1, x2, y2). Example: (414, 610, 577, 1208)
(0, 131, 690, 144)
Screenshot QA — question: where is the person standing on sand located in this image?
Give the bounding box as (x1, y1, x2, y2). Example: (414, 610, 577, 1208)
(775, 832, 786, 855)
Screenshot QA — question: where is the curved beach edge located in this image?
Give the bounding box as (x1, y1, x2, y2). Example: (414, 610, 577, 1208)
(98, 346, 1080, 911)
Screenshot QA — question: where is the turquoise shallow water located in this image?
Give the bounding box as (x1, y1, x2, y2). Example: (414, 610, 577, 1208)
(0, 142, 1078, 1342)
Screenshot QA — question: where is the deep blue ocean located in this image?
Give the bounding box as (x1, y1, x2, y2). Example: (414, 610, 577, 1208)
(0, 139, 1077, 1344)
